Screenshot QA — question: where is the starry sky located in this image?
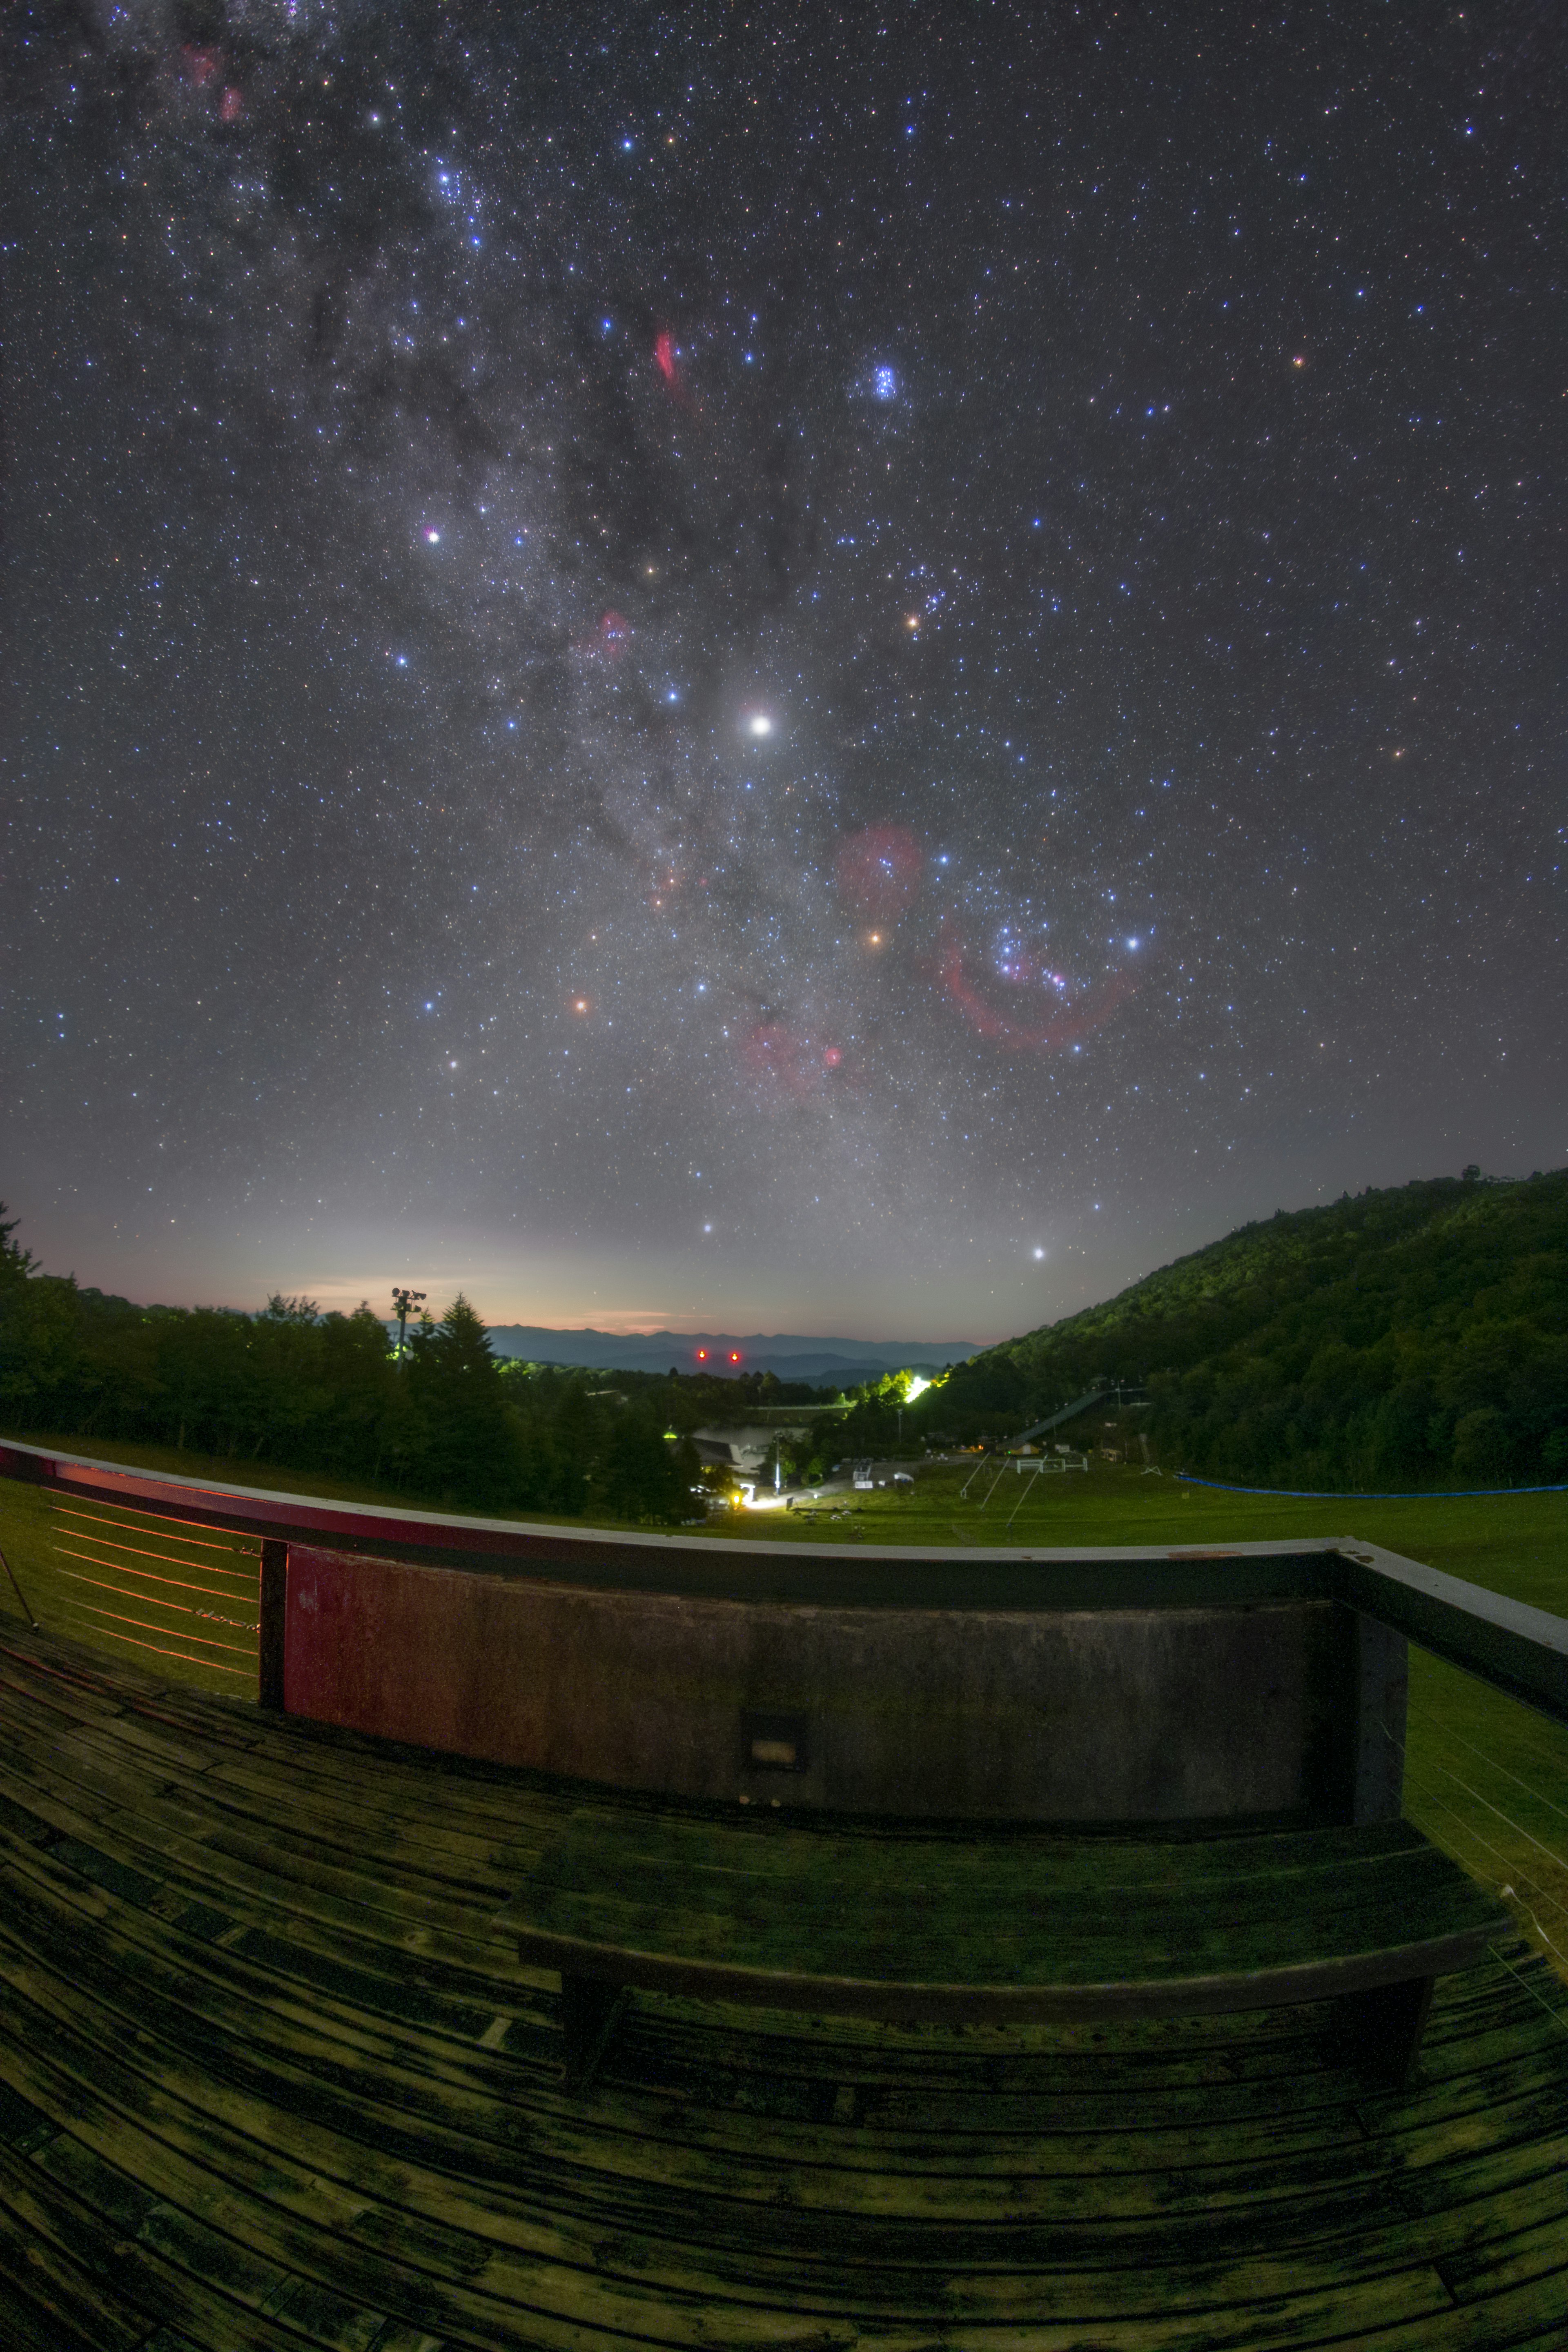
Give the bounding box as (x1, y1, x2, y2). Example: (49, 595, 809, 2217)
(3, 1, 1563, 1342)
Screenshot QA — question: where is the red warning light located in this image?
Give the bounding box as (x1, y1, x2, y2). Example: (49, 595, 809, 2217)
(728, 1351, 742, 1365)
(695, 1348, 709, 1363)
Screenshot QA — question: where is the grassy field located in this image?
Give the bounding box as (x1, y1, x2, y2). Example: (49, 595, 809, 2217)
(2, 1434, 1564, 2006)
(758, 1464, 1568, 2000)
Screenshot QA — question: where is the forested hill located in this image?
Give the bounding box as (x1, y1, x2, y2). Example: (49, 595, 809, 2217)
(916, 1171, 1568, 1490)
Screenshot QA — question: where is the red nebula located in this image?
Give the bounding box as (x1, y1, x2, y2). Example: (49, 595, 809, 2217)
(653, 330, 677, 384)
(938, 922, 1138, 1052)
(219, 86, 245, 123)
(740, 1020, 824, 1101)
(741, 1021, 800, 1086)
(573, 609, 631, 662)
(740, 1020, 852, 1102)
(835, 824, 924, 923)
(182, 45, 221, 85)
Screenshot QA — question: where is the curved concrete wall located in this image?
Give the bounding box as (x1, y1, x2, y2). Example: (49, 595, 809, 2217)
(284, 1545, 1357, 1821)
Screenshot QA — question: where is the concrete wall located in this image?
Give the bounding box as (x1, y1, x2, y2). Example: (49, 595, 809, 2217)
(284, 1544, 1362, 1821)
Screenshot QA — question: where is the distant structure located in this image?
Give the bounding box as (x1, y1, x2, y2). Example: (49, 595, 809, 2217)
(391, 1287, 426, 1364)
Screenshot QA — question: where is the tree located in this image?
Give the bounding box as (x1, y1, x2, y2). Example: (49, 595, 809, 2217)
(0, 1205, 37, 1287)
(599, 1406, 691, 1523)
(408, 1294, 515, 1506)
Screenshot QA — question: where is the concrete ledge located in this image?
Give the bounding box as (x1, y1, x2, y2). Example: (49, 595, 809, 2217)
(283, 1544, 1375, 1821)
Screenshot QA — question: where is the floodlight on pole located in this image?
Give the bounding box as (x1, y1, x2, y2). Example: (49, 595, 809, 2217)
(392, 1287, 427, 1365)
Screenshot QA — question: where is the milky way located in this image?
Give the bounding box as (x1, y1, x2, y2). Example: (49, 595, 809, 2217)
(3, 2, 1563, 1333)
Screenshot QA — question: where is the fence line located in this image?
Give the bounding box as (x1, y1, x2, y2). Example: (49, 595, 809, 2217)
(41, 1494, 260, 1681)
(1484, 1942, 1568, 2036)
(54, 1500, 261, 1553)
(1427, 1721, 1568, 1828)
(52, 1540, 256, 1602)
(1177, 1474, 1568, 1500)
(1415, 1753, 1568, 1881)
(1401, 1765, 1568, 1929)
(1509, 1902, 1568, 1974)
(1386, 1686, 1568, 1995)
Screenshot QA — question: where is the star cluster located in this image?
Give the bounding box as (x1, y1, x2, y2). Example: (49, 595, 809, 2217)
(2, 1, 1562, 1329)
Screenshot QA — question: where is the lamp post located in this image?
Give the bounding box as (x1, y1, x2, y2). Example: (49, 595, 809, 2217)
(391, 1287, 426, 1367)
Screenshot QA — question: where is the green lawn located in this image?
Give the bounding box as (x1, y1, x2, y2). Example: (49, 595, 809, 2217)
(2, 1436, 1564, 2005)
(745, 1458, 1568, 1615)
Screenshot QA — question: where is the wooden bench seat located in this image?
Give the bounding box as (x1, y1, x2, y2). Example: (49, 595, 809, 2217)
(509, 1809, 1508, 2093)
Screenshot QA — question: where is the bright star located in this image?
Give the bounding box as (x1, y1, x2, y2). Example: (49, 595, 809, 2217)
(747, 713, 773, 737)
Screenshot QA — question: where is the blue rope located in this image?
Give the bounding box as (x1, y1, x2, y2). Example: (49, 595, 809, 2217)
(1176, 1474, 1568, 1501)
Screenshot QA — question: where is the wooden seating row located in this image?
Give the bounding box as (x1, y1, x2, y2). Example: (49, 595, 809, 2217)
(506, 1806, 1506, 2092)
(2, 1626, 1566, 2352)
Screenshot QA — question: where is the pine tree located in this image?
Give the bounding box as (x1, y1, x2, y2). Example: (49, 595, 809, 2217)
(410, 1294, 515, 1506)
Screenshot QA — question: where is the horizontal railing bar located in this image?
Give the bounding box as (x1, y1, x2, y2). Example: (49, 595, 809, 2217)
(52, 1528, 263, 1582)
(1331, 1545, 1568, 1733)
(53, 1588, 258, 1654)
(54, 1499, 260, 1552)
(1433, 1724, 1568, 1826)
(45, 1616, 257, 1674)
(51, 1544, 263, 1606)
(3, 1437, 1564, 1723)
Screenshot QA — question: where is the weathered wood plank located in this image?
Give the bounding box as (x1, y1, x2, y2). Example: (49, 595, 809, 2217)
(0, 1969, 1526, 2349)
(3, 1621, 1566, 2352)
(0, 2172, 151, 2352)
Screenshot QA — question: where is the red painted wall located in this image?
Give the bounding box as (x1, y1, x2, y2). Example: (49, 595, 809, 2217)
(283, 1545, 559, 1767)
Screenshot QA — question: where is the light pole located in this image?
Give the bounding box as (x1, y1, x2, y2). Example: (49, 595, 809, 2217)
(391, 1287, 426, 1367)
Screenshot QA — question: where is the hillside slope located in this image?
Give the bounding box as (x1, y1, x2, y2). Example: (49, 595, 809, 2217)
(915, 1170, 1568, 1489)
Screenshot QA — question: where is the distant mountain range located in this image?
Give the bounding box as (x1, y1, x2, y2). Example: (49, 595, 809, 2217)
(481, 1326, 980, 1385)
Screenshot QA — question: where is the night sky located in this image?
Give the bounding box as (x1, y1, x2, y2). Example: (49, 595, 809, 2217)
(3, 2, 1563, 1341)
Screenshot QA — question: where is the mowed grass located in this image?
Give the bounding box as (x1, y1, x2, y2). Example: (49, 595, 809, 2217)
(2, 1437, 1564, 2003)
(752, 1462, 1568, 1994)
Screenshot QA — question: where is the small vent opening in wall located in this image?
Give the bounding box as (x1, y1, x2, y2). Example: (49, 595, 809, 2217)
(742, 1711, 808, 1773)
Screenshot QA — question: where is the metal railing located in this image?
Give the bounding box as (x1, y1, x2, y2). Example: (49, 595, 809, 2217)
(3, 1434, 1566, 1994)
(43, 1489, 260, 1678)
(1, 1433, 1564, 1713)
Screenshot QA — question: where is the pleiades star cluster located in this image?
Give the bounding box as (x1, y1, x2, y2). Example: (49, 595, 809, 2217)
(2, 2, 1562, 1331)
